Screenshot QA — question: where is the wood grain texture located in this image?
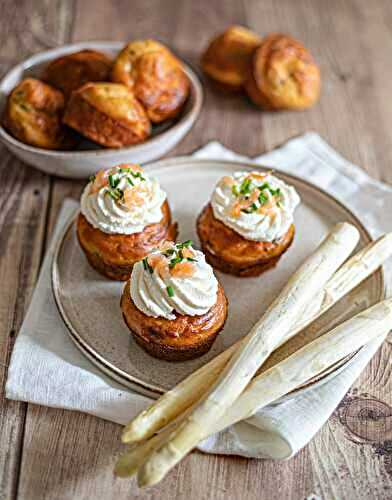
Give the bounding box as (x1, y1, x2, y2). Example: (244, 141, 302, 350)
(0, 1, 74, 499)
(1, 0, 392, 499)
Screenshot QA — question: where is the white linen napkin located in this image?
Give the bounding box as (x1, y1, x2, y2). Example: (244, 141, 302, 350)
(6, 132, 392, 459)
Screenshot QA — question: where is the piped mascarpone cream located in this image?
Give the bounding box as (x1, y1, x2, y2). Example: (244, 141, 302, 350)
(211, 171, 300, 242)
(80, 164, 166, 235)
(130, 241, 218, 320)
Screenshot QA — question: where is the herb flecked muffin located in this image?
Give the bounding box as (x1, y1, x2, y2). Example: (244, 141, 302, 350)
(121, 240, 228, 361)
(2, 78, 75, 150)
(77, 163, 177, 280)
(197, 170, 300, 277)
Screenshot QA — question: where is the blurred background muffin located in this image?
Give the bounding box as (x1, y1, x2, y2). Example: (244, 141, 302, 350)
(42, 49, 113, 100)
(245, 33, 321, 110)
(201, 25, 261, 91)
(111, 39, 190, 123)
(2, 77, 75, 149)
(63, 82, 151, 148)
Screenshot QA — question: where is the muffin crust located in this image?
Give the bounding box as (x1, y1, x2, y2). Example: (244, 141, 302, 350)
(121, 280, 228, 361)
(77, 200, 177, 280)
(197, 203, 295, 277)
(245, 33, 320, 110)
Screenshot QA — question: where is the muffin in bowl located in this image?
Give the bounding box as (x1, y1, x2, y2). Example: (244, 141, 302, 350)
(77, 163, 177, 280)
(201, 25, 261, 91)
(111, 39, 190, 123)
(197, 170, 300, 277)
(63, 82, 151, 148)
(2, 78, 74, 150)
(121, 241, 228, 361)
(245, 33, 320, 110)
(42, 49, 113, 100)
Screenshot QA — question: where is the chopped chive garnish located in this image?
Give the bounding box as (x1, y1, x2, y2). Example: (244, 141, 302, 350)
(142, 257, 153, 274)
(240, 178, 253, 195)
(177, 240, 192, 249)
(130, 171, 146, 181)
(187, 257, 198, 262)
(242, 203, 258, 214)
(231, 185, 240, 197)
(89, 174, 96, 183)
(169, 257, 182, 268)
(167, 285, 174, 297)
(127, 177, 134, 186)
(107, 188, 124, 201)
(108, 174, 120, 189)
(258, 191, 268, 205)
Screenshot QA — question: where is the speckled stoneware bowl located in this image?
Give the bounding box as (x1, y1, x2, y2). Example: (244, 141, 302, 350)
(52, 158, 384, 399)
(0, 41, 203, 179)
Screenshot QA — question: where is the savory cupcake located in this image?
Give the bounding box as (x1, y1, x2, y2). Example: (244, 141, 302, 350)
(201, 25, 261, 91)
(245, 33, 320, 110)
(111, 39, 190, 123)
(77, 164, 177, 280)
(121, 241, 228, 361)
(197, 171, 300, 277)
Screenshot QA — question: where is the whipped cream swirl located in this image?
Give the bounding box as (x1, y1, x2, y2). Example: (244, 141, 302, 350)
(211, 171, 300, 242)
(130, 243, 218, 320)
(80, 165, 166, 235)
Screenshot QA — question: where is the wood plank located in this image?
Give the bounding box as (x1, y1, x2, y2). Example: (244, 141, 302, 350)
(10, 0, 392, 499)
(0, 1, 75, 499)
(0, 2, 75, 499)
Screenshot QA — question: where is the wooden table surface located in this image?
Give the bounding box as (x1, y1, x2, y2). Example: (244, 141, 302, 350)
(1, 1, 392, 499)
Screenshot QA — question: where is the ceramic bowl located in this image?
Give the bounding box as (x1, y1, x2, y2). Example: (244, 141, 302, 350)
(0, 41, 203, 179)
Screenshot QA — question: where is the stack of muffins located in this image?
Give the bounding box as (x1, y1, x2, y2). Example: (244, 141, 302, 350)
(2, 40, 190, 150)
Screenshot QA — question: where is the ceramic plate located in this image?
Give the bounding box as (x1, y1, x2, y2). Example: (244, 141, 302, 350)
(52, 158, 384, 398)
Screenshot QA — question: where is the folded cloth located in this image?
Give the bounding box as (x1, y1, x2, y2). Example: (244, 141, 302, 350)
(6, 133, 392, 459)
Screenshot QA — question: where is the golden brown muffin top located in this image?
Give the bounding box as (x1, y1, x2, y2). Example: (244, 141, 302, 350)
(73, 82, 147, 122)
(42, 49, 112, 98)
(112, 40, 179, 88)
(249, 33, 320, 109)
(111, 39, 189, 122)
(3, 77, 73, 149)
(201, 25, 262, 89)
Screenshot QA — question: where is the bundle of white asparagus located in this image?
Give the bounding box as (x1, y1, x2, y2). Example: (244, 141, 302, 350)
(115, 225, 392, 487)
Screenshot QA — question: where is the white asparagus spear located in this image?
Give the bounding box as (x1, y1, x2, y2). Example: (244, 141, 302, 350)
(115, 298, 392, 479)
(123, 229, 392, 445)
(136, 223, 360, 486)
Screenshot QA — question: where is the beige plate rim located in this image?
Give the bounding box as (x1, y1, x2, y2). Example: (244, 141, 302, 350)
(52, 158, 385, 400)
